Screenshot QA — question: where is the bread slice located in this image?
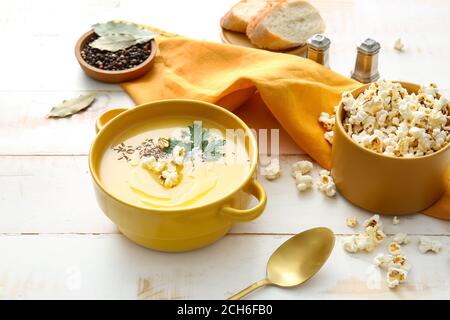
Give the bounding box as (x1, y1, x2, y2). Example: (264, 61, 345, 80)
(221, 0, 271, 33)
(246, 0, 325, 50)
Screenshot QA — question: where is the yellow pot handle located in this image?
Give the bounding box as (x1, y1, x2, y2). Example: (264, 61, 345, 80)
(95, 108, 128, 133)
(221, 179, 267, 222)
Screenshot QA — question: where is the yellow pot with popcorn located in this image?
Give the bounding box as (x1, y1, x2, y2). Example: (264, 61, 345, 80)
(331, 81, 450, 215)
(89, 99, 266, 252)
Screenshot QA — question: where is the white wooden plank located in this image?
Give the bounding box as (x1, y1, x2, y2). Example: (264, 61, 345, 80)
(0, 234, 448, 299)
(0, 156, 116, 234)
(0, 155, 448, 235)
(0, 92, 134, 155)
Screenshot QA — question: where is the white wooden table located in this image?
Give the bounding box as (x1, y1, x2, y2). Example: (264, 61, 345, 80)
(0, 0, 449, 299)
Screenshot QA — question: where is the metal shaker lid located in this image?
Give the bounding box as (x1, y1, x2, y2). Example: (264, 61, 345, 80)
(357, 38, 381, 55)
(306, 34, 331, 51)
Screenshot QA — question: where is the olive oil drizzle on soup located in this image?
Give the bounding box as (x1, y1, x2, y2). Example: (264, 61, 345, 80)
(100, 118, 251, 209)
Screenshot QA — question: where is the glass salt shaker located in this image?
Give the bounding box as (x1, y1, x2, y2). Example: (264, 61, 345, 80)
(351, 38, 380, 83)
(306, 34, 331, 68)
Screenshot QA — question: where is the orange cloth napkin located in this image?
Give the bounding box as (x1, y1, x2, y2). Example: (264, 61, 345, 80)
(121, 32, 449, 220)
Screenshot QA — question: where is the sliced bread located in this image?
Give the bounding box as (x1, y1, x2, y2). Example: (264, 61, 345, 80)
(221, 0, 271, 33)
(246, 0, 325, 50)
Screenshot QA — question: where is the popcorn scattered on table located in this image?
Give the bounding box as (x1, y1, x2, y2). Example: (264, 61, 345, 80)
(418, 236, 442, 253)
(363, 214, 383, 228)
(387, 268, 408, 288)
(290, 160, 340, 197)
(392, 216, 400, 225)
(393, 233, 409, 245)
(388, 242, 402, 255)
(295, 173, 313, 191)
(391, 254, 411, 271)
(334, 80, 450, 157)
(261, 158, 281, 180)
(341, 214, 440, 290)
(394, 38, 404, 52)
(318, 112, 335, 144)
(290, 160, 316, 192)
(341, 230, 384, 253)
(375, 252, 410, 271)
(372, 234, 444, 290)
(291, 160, 313, 177)
(346, 216, 358, 228)
(374, 253, 393, 269)
(342, 214, 386, 253)
(317, 170, 336, 197)
(341, 235, 359, 253)
(373, 237, 411, 289)
(366, 225, 386, 246)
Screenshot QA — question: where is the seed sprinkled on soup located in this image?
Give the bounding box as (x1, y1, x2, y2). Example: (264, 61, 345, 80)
(100, 119, 251, 209)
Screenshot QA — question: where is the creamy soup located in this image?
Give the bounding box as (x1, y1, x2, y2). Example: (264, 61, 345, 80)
(99, 117, 251, 209)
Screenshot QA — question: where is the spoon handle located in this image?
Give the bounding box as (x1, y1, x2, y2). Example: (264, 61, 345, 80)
(228, 279, 271, 300)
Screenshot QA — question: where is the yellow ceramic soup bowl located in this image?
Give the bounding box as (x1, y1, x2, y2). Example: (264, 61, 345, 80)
(332, 82, 450, 215)
(89, 99, 266, 252)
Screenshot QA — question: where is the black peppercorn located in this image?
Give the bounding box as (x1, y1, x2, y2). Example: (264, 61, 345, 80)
(81, 34, 152, 71)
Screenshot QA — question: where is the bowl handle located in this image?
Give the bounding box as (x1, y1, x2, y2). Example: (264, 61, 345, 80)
(220, 179, 267, 222)
(95, 108, 128, 133)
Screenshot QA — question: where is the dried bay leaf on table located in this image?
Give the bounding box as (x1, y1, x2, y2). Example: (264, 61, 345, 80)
(48, 93, 96, 118)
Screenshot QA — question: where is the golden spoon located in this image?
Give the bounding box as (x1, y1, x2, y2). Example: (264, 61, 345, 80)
(228, 227, 335, 300)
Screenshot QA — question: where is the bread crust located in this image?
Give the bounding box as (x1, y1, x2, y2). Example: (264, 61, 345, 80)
(220, 1, 248, 33)
(221, 0, 271, 33)
(246, 1, 289, 50)
(246, 0, 325, 50)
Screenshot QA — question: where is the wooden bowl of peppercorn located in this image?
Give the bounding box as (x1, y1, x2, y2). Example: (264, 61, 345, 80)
(75, 30, 157, 83)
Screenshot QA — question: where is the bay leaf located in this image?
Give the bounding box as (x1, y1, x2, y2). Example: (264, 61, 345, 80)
(90, 33, 151, 52)
(48, 93, 96, 118)
(91, 21, 157, 51)
(92, 21, 155, 38)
